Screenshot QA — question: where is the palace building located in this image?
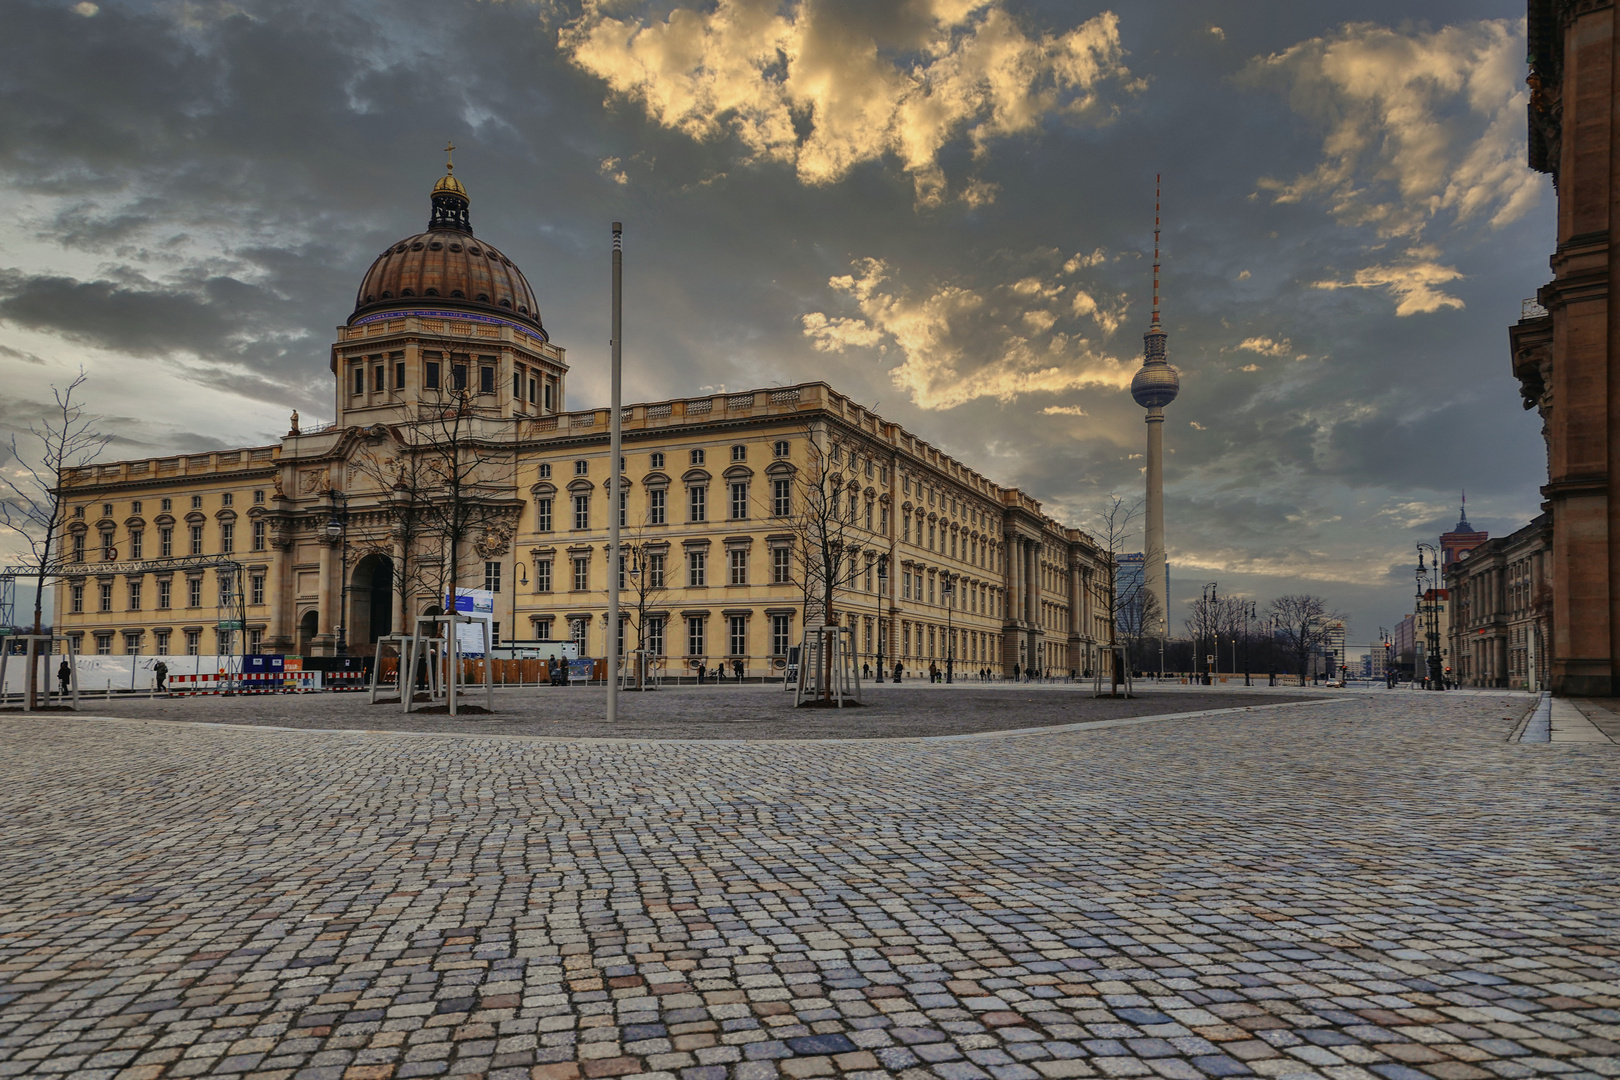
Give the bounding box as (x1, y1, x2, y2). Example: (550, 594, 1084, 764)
(51, 166, 1113, 676)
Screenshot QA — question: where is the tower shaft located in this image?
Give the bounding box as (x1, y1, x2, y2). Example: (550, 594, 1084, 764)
(1145, 407, 1168, 636)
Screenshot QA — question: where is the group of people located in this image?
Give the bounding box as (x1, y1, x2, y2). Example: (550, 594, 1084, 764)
(693, 659, 746, 683)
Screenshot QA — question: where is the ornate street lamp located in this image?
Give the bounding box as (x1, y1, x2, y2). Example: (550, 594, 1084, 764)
(326, 491, 349, 656)
(942, 572, 956, 683)
(1416, 543, 1445, 691)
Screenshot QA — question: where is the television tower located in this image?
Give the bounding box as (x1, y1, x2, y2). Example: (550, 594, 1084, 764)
(1130, 175, 1180, 636)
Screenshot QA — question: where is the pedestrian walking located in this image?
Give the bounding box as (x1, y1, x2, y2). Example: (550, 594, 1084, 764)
(1012, 663, 1021, 682)
(56, 659, 70, 696)
(697, 662, 707, 684)
(732, 658, 743, 682)
(154, 660, 168, 694)
(892, 660, 902, 683)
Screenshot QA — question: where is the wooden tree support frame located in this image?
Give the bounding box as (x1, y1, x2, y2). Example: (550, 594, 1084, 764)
(795, 624, 861, 707)
(368, 633, 413, 705)
(1092, 645, 1134, 698)
(403, 614, 493, 715)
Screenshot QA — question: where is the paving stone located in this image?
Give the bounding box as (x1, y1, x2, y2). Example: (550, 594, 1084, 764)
(1, 691, 1612, 1080)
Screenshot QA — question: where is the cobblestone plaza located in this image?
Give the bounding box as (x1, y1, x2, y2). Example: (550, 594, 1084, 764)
(1, 689, 1615, 1080)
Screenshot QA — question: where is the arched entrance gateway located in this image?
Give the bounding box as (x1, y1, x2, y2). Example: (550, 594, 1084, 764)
(348, 554, 394, 653)
(298, 610, 318, 657)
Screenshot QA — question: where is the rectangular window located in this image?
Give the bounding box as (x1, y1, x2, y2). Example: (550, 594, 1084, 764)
(250, 575, 264, 606)
(864, 559, 873, 592)
(544, 382, 553, 411)
(128, 581, 141, 610)
(729, 548, 748, 585)
(188, 578, 202, 607)
(537, 498, 552, 532)
(866, 502, 874, 530)
(573, 556, 589, 591)
(155, 630, 170, 655)
(485, 561, 501, 593)
(534, 617, 553, 640)
(396, 360, 406, 389)
(772, 478, 791, 517)
(774, 440, 789, 458)
(731, 444, 747, 462)
(772, 614, 790, 655)
(690, 449, 705, 466)
(529, 377, 537, 404)
(186, 630, 200, 656)
(220, 522, 234, 554)
(573, 495, 589, 530)
(252, 521, 264, 551)
(881, 506, 889, 533)
(130, 531, 143, 559)
(687, 616, 705, 656)
(648, 552, 665, 588)
(903, 516, 911, 543)
(353, 366, 365, 394)
(729, 615, 747, 656)
(98, 582, 112, 612)
(249, 629, 263, 654)
(70, 584, 84, 612)
(647, 617, 665, 656)
(536, 560, 552, 593)
(730, 482, 748, 520)
(374, 365, 385, 392)
(452, 364, 468, 391)
(616, 548, 626, 590)
(190, 525, 204, 555)
(101, 534, 114, 561)
(619, 488, 628, 528)
(72, 534, 85, 562)
(689, 486, 706, 523)
(571, 618, 587, 651)
(688, 549, 707, 587)
(928, 523, 935, 550)
(772, 546, 791, 584)
(425, 360, 441, 389)
(158, 579, 171, 609)
(649, 488, 666, 525)
(651, 452, 665, 469)
(514, 370, 523, 398)
(903, 572, 912, 600)
(125, 632, 142, 656)
(480, 365, 495, 394)
(96, 633, 112, 656)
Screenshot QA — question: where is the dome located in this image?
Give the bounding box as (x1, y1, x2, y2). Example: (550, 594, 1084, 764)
(1131, 361, 1181, 409)
(350, 170, 546, 337)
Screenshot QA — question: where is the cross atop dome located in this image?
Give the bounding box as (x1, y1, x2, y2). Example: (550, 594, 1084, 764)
(430, 141, 471, 231)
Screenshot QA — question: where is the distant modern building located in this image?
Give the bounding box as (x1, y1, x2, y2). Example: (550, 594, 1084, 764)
(1393, 614, 1416, 678)
(1115, 552, 1145, 635)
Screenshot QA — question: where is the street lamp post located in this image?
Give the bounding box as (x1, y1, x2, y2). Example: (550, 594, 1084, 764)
(1201, 582, 1218, 685)
(942, 573, 956, 683)
(325, 491, 350, 656)
(876, 555, 889, 687)
(1416, 543, 1445, 691)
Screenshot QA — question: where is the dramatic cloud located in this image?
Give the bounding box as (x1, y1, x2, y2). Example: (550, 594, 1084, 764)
(1249, 19, 1537, 238)
(560, 0, 1140, 205)
(1311, 245, 1467, 316)
(802, 254, 1134, 410)
(1235, 336, 1293, 357)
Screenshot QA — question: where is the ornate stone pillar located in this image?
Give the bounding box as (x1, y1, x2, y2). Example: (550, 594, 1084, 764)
(266, 537, 292, 650)
(1005, 536, 1020, 625)
(317, 537, 334, 650)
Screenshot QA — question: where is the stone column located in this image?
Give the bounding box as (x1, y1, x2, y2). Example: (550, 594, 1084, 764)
(1006, 536, 1020, 625)
(265, 540, 289, 649)
(1025, 541, 1037, 624)
(318, 538, 334, 646)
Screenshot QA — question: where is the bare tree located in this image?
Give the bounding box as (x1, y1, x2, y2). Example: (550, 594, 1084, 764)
(1268, 593, 1346, 686)
(1085, 494, 1143, 693)
(777, 422, 870, 700)
(0, 371, 110, 706)
(613, 522, 672, 687)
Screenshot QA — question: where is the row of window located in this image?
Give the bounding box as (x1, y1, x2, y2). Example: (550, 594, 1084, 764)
(71, 521, 267, 562)
(78, 627, 219, 656)
(351, 355, 558, 411)
(535, 479, 800, 532)
(538, 442, 792, 482)
(74, 491, 265, 521)
(538, 613, 795, 659)
(522, 546, 794, 593)
(69, 572, 264, 613)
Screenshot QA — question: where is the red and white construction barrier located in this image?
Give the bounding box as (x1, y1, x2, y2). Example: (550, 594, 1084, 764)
(165, 671, 324, 695)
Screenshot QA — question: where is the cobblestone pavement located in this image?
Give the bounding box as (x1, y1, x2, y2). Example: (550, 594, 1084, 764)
(54, 684, 1326, 741)
(1, 692, 1615, 1080)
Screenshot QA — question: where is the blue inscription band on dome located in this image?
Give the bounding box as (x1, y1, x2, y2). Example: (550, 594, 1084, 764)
(350, 308, 547, 340)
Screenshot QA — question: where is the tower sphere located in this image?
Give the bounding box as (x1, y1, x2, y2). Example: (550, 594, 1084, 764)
(1131, 361, 1181, 409)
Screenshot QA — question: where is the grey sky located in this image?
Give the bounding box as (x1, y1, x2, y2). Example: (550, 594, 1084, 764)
(0, 0, 1548, 643)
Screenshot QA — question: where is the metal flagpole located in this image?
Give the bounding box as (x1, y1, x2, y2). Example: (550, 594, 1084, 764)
(608, 222, 623, 722)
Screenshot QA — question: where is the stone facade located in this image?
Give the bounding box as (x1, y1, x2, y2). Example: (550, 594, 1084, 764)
(1515, 0, 1620, 694)
(1445, 515, 1554, 690)
(49, 175, 1113, 676)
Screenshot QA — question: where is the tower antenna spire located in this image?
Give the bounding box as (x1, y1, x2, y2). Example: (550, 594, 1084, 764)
(1152, 173, 1161, 329)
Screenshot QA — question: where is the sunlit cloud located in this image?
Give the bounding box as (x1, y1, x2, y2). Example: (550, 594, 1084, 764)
(1312, 245, 1466, 316)
(1235, 335, 1292, 357)
(802, 255, 1135, 410)
(560, 0, 1141, 206)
